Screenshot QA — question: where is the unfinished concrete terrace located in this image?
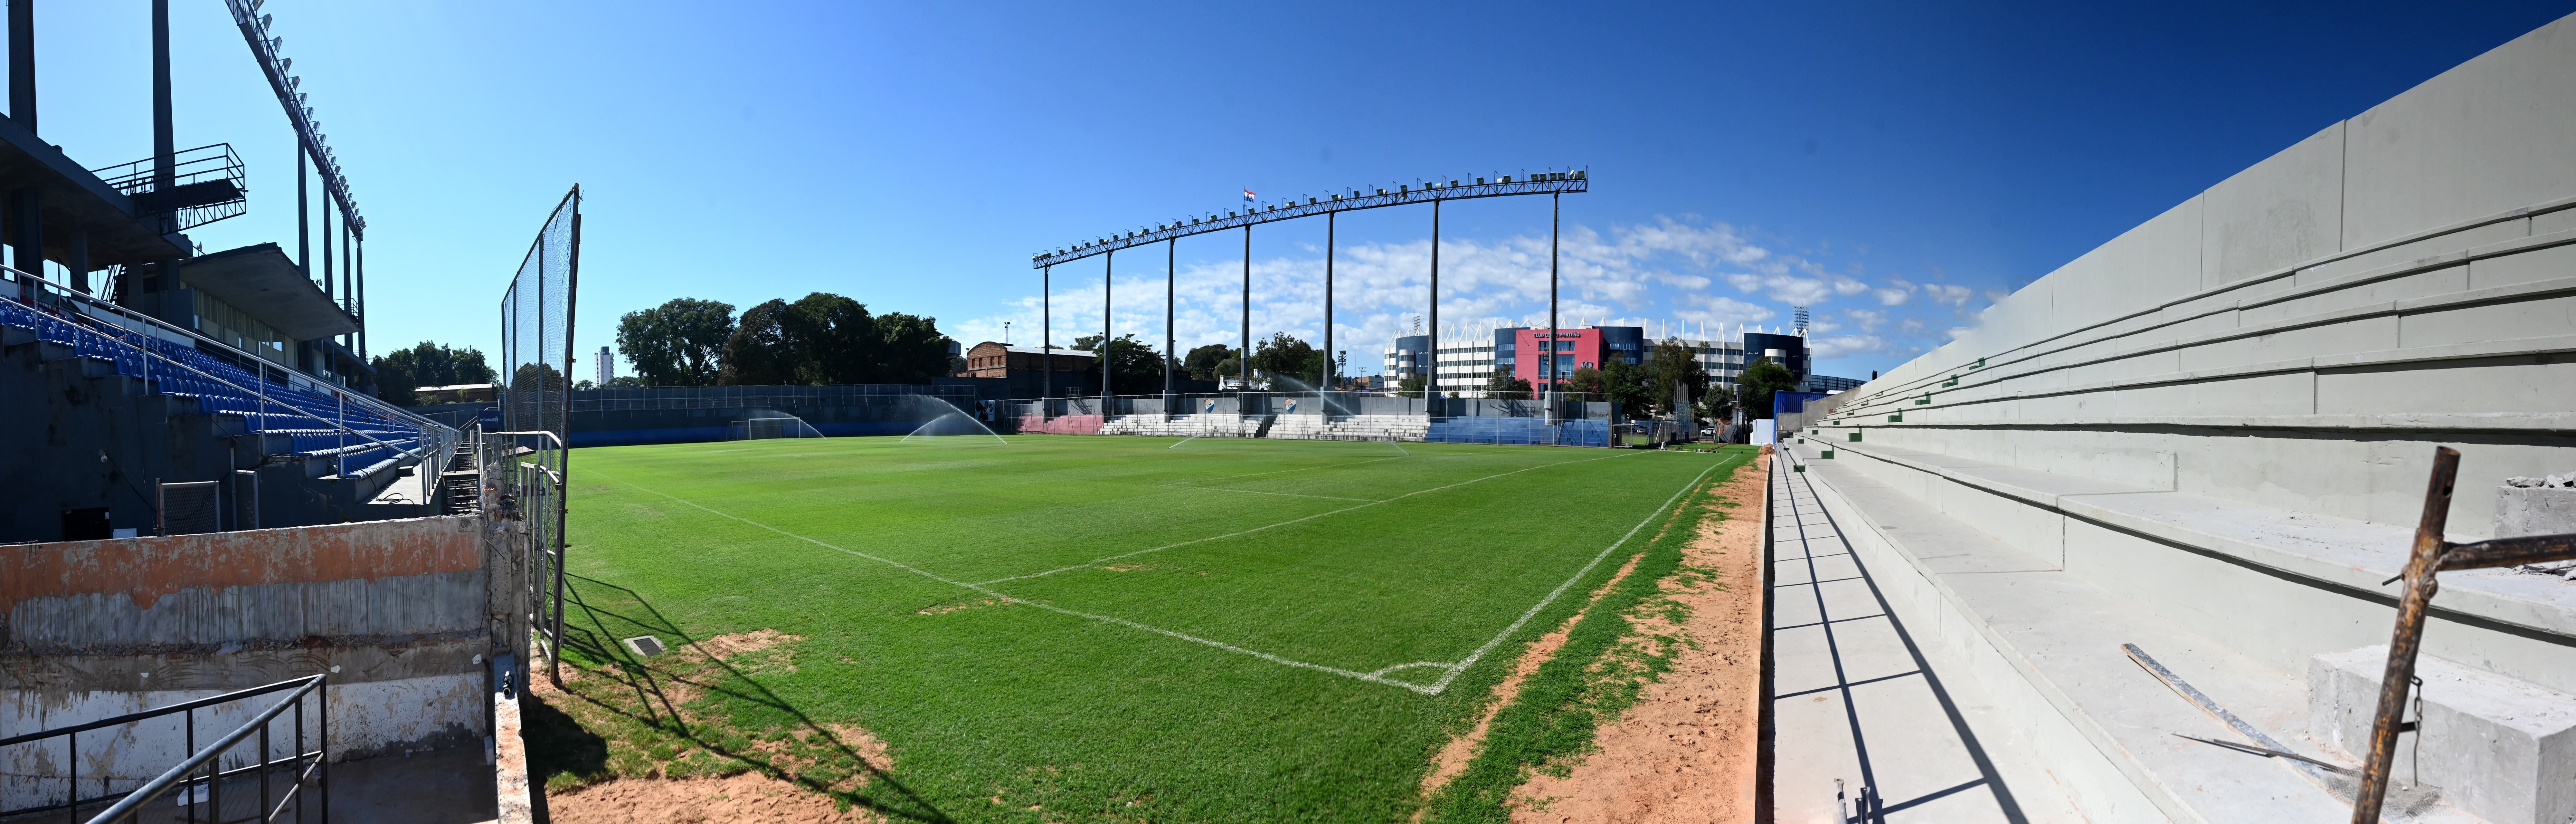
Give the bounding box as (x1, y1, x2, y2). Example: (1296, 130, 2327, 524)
(1767, 10, 2576, 823)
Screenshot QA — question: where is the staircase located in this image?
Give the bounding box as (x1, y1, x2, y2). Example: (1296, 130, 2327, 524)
(438, 441, 481, 515)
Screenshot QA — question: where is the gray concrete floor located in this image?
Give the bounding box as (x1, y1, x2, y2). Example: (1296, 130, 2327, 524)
(1767, 454, 2068, 824)
(31, 746, 499, 824)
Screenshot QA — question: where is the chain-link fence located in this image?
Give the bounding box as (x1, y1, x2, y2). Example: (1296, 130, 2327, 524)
(571, 384, 979, 412)
(494, 186, 581, 685)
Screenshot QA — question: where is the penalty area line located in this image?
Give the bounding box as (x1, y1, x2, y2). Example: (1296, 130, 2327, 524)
(583, 468, 1445, 694)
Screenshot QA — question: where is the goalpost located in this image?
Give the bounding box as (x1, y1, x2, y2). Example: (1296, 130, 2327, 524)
(731, 415, 825, 440)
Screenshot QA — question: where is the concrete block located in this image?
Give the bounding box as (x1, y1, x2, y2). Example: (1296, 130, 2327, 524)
(2240, 265, 2468, 329)
(2496, 483, 2576, 538)
(2399, 292, 2576, 350)
(2317, 354, 2576, 416)
(2202, 123, 2345, 286)
(2536, 208, 2576, 237)
(2298, 219, 2527, 286)
(2342, 13, 2576, 249)
(2471, 239, 2576, 292)
(2050, 196, 2205, 337)
(2309, 646, 2576, 824)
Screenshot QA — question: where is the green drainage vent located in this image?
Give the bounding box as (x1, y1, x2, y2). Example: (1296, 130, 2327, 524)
(1795, 463, 1806, 473)
(1944, 375, 1959, 387)
(1888, 412, 1904, 423)
(1916, 393, 1931, 405)
(1849, 431, 1863, 442)
(1972, 357, 1986, 369)
(1819, 449, 1835, 459)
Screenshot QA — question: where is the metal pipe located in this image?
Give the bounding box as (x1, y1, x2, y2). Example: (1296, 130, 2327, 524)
(1428, 198, 1440, 401)
(2352, 446, 2459, 823)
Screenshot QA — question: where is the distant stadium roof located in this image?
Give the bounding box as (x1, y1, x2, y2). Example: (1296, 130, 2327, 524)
(179, 243, 358, 340)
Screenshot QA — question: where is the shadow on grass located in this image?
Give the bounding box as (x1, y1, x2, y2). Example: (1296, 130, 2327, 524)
(523, 571, 955, 824)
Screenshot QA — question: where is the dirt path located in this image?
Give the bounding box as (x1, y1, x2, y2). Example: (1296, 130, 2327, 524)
(1509, 451, 1768, 824)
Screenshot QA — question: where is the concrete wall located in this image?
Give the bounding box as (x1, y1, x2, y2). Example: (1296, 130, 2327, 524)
(1, 515, 493, 808)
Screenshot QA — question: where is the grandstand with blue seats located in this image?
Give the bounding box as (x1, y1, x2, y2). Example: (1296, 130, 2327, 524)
(0, 4, 452, 542)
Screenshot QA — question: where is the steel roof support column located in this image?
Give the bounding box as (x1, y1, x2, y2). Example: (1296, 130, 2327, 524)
(8, 0, 31, 137)
(1041, 263, 1051, 420)
(296, 147, 309, 280)
(356, 236, 365, 359)
(321, 190, 333, 298)
(152, 0, 173, 191)
(9, 187, 37, 302)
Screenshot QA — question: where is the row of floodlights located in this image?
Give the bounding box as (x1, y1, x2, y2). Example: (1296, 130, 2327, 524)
(1036, 170, 1587, 260)
(231, 0, 361, 227)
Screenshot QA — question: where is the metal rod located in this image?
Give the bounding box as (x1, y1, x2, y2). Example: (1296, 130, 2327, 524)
(553, 194, 581, 688)
(153, 0, 174, 191)
(2353, 446, 2459, 823)
(1549, 192, 1559, 391)
(297, 148, 308, 280)
(1031, 174, 1586, 269)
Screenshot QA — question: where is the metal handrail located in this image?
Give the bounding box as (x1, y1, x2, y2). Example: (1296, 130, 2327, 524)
(81, 675, 324, 824)
(0, 675, 318, 749)
(5, 265, 455, 467)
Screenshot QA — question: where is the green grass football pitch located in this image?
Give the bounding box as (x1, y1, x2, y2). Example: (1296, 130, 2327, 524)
(547, 434, 1750, 822)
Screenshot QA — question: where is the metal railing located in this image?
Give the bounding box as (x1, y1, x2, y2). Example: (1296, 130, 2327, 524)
(85, 143, 250, 231)
(0, 675, 328, 824)
(484, 429, 569, 687)
(3, 265, 457, 480)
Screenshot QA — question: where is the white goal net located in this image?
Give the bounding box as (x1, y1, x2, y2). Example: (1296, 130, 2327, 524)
(732, 415, 825, 440)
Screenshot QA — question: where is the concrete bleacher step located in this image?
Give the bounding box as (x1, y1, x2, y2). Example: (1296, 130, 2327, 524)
(1785, 444, 2510, 823)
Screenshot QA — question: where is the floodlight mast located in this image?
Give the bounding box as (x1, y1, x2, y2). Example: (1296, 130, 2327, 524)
(1029, 172, 1587, 269)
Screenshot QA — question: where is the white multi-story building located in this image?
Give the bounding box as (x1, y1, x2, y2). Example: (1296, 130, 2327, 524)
(1382, 322, 1834, 397)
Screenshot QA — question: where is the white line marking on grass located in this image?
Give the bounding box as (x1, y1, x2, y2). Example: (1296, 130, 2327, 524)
(1421, 452, 1738, 695)
(1162, 455, 1410, 487)
(1172, 486, 1385, 503)
(982, 451, 1644, 585)
(583, 469, 1445, 694)
(1168, 436, 1198, 448)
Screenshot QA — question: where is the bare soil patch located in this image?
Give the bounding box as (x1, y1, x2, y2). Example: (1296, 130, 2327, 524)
(916, 598, 1000, 616)
(1508, 452, 1767, 823)
(546, 771, 879, 824)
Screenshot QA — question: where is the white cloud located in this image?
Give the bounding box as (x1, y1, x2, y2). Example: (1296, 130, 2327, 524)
(1842, 308, 1888, 333)
(1926, 284, 1974, 307)
(1832, 277, 1869, 296)
(1808, 335, 1892, 359)
(1873, 277, 1914, 306)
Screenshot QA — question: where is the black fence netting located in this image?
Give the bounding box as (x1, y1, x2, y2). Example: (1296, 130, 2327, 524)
(493, 185, 581, 685)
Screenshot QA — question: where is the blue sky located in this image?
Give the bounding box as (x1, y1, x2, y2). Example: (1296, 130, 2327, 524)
(29, 1, 2576, 380)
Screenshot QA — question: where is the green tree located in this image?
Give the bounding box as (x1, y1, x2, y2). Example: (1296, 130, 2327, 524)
(1248, 332, 1326, 388)
(1483, 368, 1533, 400)
(782, 292, 878, 385)
(716, 299, 800, 385)
(1397, 372, 1426, 395)
(872, 312, 952, 383)
(1182, 343, 1236, 381)
(616, 298, 734, 386)
(1558, 366, 1606, 396)
(1599, 357, 1656, 413)
(1644, 340, 1711, 417)
(1072, 332, 1169, 392)
(371, 341, 495, 405)
(1736, 356, 1797, 420)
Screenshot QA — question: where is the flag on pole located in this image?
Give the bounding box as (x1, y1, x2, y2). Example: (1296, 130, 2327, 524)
(1242, 189, 1257, 203)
